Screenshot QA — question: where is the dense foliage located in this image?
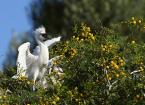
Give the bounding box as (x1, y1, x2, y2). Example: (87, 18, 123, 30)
(1, 18, 145, 104)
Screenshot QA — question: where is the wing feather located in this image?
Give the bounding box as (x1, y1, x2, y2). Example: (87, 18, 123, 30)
(44, 36, 61, 47)
(16, 42, 38, 77)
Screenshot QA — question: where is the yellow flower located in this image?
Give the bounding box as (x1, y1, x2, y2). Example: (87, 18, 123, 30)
(76, 37, 79, 41)
(111, 61, 119, 70)
(116, 74, 119, 78)
(80, 39, 84, 42)
(136, 95, 140, 98)
(120, 62, 125, 66)
(138, 20, 142, 23)
(131, 40, 135, 44)
(114, 64, 119, 70)
(87, 27, 91, 32)
(139, 67, 144, 71)
(53, 60, 57, 65)
(3, 95, 7, 98)
(80, 93, 83, 97)
(104, 45, 107, 49)
(91, 36, 95, 41)
(106, 66, 109, 69)
(140, 62, 143, 65)
(121, 71, 126, 76)
(68, 90, 73, 97)
(72, 36, 75, 38)
(72, 48, 77, 54)
(27, 81, 31, 84)
(132, 17, 135, 20)
(82, 33, 85, 36)
(19, 76, 27, 81)
(119, 59, 125, 66)
(52, 101, 56, 105)
(55, 96, 60, 101)
(119, 59, 124, 63)
(133, 20, 136, 25)
(109, 44, 113, 48)
(75, 98, 79, 102)
(111, 61, 115, 65)
(108, 77, 112, 80)
(102, 48, 106, 51)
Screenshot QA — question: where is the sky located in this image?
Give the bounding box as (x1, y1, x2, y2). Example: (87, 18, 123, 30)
(0, 0, 31, 69)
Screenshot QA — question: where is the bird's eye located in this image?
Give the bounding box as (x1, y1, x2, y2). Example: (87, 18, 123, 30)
(41, 33, 48, 38)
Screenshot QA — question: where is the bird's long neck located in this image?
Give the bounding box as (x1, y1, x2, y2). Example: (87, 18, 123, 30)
(38, 41, 49, 65)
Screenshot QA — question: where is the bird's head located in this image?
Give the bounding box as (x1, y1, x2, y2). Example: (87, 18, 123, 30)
(34, 26, 49, 42)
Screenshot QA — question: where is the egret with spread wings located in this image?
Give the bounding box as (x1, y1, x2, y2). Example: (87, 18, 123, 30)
(12, 26, 62, 91)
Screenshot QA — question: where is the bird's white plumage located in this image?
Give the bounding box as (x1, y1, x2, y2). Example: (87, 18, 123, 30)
(15, 42, 30, 77)
(44, 36, 61, 47)
(35, 26, 46, 34)
(33, 46, 40, 55)
(12, 26, 62, 90)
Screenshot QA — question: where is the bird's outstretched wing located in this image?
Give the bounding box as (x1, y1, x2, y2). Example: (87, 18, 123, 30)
(44, 36, 61, 47)
(16, 42, 30, 77)
(16, 42, 38, 77)
(32, 36, 61, 56)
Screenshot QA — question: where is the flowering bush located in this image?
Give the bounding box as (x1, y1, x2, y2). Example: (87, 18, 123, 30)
(1, 21, 145, 104)
(121, 17, 145, 42)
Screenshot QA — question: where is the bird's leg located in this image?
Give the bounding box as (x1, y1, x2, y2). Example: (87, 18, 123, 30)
(32, 81, 36, 91)
(32, 68, 39, 91)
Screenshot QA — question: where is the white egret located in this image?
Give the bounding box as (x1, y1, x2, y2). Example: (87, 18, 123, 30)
(12, 26, 62, 91)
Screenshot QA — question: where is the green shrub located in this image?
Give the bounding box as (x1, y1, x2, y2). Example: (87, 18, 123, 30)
(1, 23, 145, 104)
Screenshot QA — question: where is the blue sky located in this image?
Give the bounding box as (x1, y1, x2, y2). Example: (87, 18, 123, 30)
(0, 0, 31, 69)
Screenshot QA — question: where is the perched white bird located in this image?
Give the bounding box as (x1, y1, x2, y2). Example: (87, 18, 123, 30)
(12, 26, 62, 91)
